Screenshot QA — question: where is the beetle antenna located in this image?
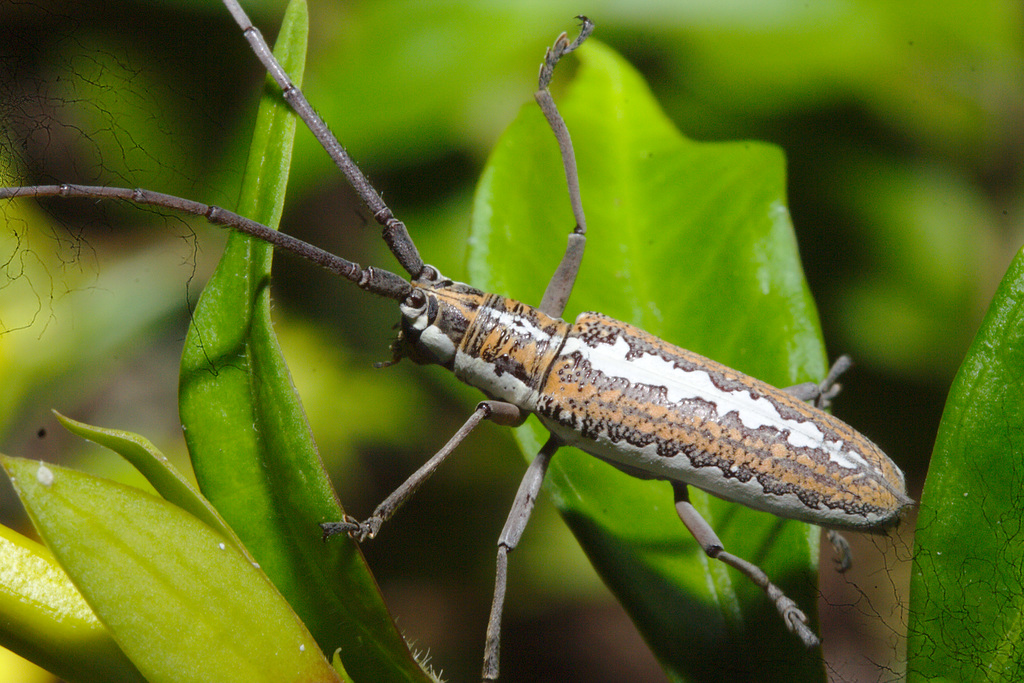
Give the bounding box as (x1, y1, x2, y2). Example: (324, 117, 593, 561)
(222, 0, 426, 281)
(0, 184, 412, 301)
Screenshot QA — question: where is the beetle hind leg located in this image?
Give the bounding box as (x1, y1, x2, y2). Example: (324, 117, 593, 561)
(783, 354, 854, 410)
(672, 482, 821, 648)
(826, 529, 853, 573)
(782, 355, 858, 572)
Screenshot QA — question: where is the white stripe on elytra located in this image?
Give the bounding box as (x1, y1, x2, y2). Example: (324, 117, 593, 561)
(563, 334, 871, 471)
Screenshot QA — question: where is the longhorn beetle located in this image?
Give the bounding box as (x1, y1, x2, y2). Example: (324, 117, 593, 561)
(1, 1, 912, 679)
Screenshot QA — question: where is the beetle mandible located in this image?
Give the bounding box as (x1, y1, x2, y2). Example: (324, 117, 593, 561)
(0, 2, 912, 679)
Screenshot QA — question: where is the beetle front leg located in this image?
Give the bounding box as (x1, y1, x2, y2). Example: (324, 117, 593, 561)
(672, 482, 820, 648)
(322, 400, 523, 542)
(535, 17, 593, 319)
(482, 435, 560, 681)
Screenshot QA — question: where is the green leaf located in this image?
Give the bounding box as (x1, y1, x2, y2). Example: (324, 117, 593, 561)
(1, 456, 340, 683)
(177, 2, 428, 680)
(53, 411, 239, 548)
(0, 523, 144, 683)
(470, 40, 827, 681)
(907, 244, 1024, 681)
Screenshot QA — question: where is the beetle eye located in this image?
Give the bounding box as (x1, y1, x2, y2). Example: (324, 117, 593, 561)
(404, 289, 427, 311)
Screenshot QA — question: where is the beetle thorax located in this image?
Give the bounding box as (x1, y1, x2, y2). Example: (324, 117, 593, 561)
(451, 293, 571, 409)
(394, 268, 571, 409)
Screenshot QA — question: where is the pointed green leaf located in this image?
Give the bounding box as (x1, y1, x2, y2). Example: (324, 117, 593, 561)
(177, 1, 428, 680)
(470, 40, 827, 681)
(53, 411, 239, 547)
(1, 455, 340, 683)
(907, 245, 1024, 681)
(0, 523, 145, 683)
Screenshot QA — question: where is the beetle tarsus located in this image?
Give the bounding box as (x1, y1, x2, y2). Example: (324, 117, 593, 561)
(827, 529, 853, 573)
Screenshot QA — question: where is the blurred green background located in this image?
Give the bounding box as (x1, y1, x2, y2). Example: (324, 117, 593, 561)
(0, 0, 1020, 680)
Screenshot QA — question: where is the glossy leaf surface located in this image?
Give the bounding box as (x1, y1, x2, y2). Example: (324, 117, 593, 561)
(177, 2, 428, 679)
(0, 523, 144, 683)
(54, 412, 238, 547)
(2, 456, 339, 683)
(907, 245, 1024, 682)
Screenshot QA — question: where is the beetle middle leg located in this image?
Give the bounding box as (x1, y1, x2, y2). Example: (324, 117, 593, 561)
(672, 482, 821, 648)
(482, 435, 560, 681)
